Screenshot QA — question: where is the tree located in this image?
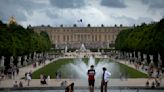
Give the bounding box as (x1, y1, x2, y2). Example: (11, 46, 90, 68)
(0, 21, 52, 67)
(115, 18, 164, 67)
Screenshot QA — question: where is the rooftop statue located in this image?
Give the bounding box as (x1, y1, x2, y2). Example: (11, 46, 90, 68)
(8, 16, 17, 25)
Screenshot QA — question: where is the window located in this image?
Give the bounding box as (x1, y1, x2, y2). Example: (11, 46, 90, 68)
(63, 35, 65, 42)
(67, 35, 69, 41)
(99, 35, 101, 41)
(58, 35, 60, 42)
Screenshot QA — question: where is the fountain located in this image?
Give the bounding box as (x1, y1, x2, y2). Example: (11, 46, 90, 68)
(59, 56, 120, 79)
(64, 45, 68, 53)
(80, 43, 87, 52)
(59, 44, 120, 78)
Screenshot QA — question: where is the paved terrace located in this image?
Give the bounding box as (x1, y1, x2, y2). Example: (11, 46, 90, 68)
(0, 56, 164, 88)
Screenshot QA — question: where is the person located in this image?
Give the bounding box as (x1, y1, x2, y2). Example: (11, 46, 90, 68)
(87, 65, 96, 92)
(19, 81, 23, 87)
(40, 74, 44, 85)
(40, 74, 47, 85)
(146, 80, 149, 87)
(65, 83, 74, 92)
(101, 67, 111, 92)
(27, 73, 31, 86)
(13, 81, 18, 88)
(47, 75, 50, 84)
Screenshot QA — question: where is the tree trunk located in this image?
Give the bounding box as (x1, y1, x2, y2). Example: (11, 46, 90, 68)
(13, 56, 18, 67)
(31, 52, 34, 60)
(153, 53, 158, 67)
(160, 53, 164, 68)
(135, 51, 138, 58)
(4, 56, 10, 75)
(4, 56, 10, 68)
(147, 54, 151, 64)
(141, 52, 144, 61)
(21, 56, 24, 66)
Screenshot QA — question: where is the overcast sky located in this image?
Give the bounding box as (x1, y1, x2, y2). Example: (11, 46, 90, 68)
(0, 0, 164, 27)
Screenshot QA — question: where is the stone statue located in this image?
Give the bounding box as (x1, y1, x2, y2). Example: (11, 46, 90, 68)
(0, 56, 5, 67)
(23, 55, 27, 66)
(137, 52, 141, 62)
(17, 56, 22, 67)
(65, 45, 68, 53)
(8, 16, 17, 25)
(10, 56, 14, 66)
(28, 53, 32, 63)
(149, 55, 154, 66)
(158, 54, 162, 68)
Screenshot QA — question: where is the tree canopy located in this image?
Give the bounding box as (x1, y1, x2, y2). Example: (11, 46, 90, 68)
(115, 18, 164, 67)
(0, 21, 51, 57)
(115, 18, 164, 55)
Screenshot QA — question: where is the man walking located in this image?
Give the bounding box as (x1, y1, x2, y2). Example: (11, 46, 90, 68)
(87, 65, 96, 92)
(101, 67, 111, 92)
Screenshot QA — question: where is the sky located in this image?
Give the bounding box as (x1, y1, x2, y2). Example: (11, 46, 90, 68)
(0, 0, 164, 27)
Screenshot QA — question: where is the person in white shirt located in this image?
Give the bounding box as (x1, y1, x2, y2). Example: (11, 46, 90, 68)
(27, 73, 31, 86)
(101, 67, 111, 92)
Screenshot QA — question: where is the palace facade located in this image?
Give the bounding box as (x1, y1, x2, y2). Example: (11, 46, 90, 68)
(32, 25, 129, 49)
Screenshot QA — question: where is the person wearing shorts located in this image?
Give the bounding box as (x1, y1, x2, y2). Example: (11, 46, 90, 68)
(87, 65, 96, 92)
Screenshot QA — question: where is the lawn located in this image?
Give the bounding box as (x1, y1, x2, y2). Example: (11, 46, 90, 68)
(32, 58, 148, 79)
(32, 58, 73, 79)
(116, 62, 148, 78)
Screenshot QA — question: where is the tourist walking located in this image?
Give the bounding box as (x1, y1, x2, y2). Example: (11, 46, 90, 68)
(87, 65, 96, 92)
(27, 73, 31, 86)
(101, 67, 111, 92)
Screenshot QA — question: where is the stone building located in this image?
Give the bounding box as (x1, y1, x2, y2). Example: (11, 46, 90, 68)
(32, 25, 129, 49)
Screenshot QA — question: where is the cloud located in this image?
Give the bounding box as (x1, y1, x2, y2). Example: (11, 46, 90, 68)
(141, 0, 164, 8)
(111, 15, 154, 26)
(0, 0, 162, 27)
(0, 0, 27, 22)
(0, 0, 47, 22)
(49, 0, 86, 9)
(100, 0, 127, 8)
(44, 9, 60, 18)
